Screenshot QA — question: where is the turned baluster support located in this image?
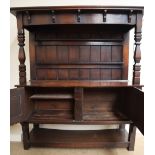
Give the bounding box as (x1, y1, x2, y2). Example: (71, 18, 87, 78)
(130, 13, 143, 151)
(17, 12, 26, 85)
(133, 14, 143, 85)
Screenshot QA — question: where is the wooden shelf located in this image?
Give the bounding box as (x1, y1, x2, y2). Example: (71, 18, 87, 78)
(30, 94, 73, 100)
(11, 6, 144, 150)
(36, 62, 124, 65)
(16, 80, 143, 88)
(29, 110, 73, 123)
(27, 110, 131, 124)
(29, 128, 129, 148)
(35, 39, 123, 42)
(83, 111, 129, 121)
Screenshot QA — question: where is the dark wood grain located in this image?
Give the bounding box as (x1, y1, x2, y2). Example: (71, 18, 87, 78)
(33, 29, 125, 81)
(121, 87, 144, 134)
(17, 80, 143, 88)
(30, 94, 73, 99)
(133, 13, 143, 84)
(21, 122, 30, 149)
(17, 13, 26, 85)
(11, 6, 144, 12)
(10, 6, 143, 26)
(29, 128, 129, 148)
(74, 88, 83, 121)
(28, 113, 131, 124)
(128, 124, 136, 151)
(34, 100, 73, 111)
(10, 88, 24, 125)
(10, 6, 144, 151)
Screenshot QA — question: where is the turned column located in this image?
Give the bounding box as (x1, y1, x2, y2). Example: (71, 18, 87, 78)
(129, 13, 143, 151)
(17, 12, 26, 85)
(133, 13, 143, 85)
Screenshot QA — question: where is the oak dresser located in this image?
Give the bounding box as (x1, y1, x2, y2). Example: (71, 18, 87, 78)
(10, 6, 144, 150)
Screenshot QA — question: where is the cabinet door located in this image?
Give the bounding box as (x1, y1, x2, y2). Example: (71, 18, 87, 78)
(123, 87, 144, 135)
(10, 88, 25, 125)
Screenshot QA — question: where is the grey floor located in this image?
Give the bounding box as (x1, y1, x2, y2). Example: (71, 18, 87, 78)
(10, 132, 144, 155)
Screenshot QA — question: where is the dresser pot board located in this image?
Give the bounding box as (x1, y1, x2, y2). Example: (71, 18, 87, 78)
(10, 6, 144, 150)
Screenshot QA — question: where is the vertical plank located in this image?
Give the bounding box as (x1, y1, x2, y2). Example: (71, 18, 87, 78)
(57, 46, 68, 63)
(74, 88, 83, 121)
(69, 46, 79, 62)
(90, 69, 100, 80)
(46, 46, 57, 63)
(36, 46, 57, 64)
(122, 33, 129, 80)
(79, 69, 90, 80)
(69, 69, 79, 80)
(111, 46, 123, 62)
(58, 69, 69, 80)
(90, 46, 100, 62)
(36, 69, 47, 80)
(80, 46, 90, 62)
(36, 46, 46, 64)
(47, 69, 57, 80)
(101, 46, 111, 62)
(101, 69, 111, 80)
(29, 33, 36, 80)
(112, 69, 122, 80)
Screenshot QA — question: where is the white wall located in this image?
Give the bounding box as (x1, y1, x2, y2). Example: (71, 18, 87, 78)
(10, 0, 144, 141)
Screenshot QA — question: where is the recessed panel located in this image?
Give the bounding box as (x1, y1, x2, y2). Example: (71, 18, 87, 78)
(69, 69, 79, 80)
(46, 69, 57, 80)
(57, 46, 68, 63)
(80, 46, 90, 62)
(101, 69, 111, 80)
(58, 69, 69, 80)
(90, 46, 100, 62)
(69, 46, 79, 62)
(36, 46, 57, 64)
(101, 46, 111, 62)
(79, 69, 90, 80)
(90, 69, 100, 80)
(112, 69, 122, 80)
(112, 46, 123, 62)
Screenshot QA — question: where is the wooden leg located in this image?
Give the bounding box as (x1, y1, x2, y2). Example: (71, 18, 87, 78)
(119, 124, 125, 130)
(128, 124, 136, 151)
(21, 122, 30, 150)
(33, 123, 39, 129)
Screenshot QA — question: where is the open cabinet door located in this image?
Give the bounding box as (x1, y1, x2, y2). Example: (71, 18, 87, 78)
(122, 87, 144, 135)
(10, 88, 25, 125)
